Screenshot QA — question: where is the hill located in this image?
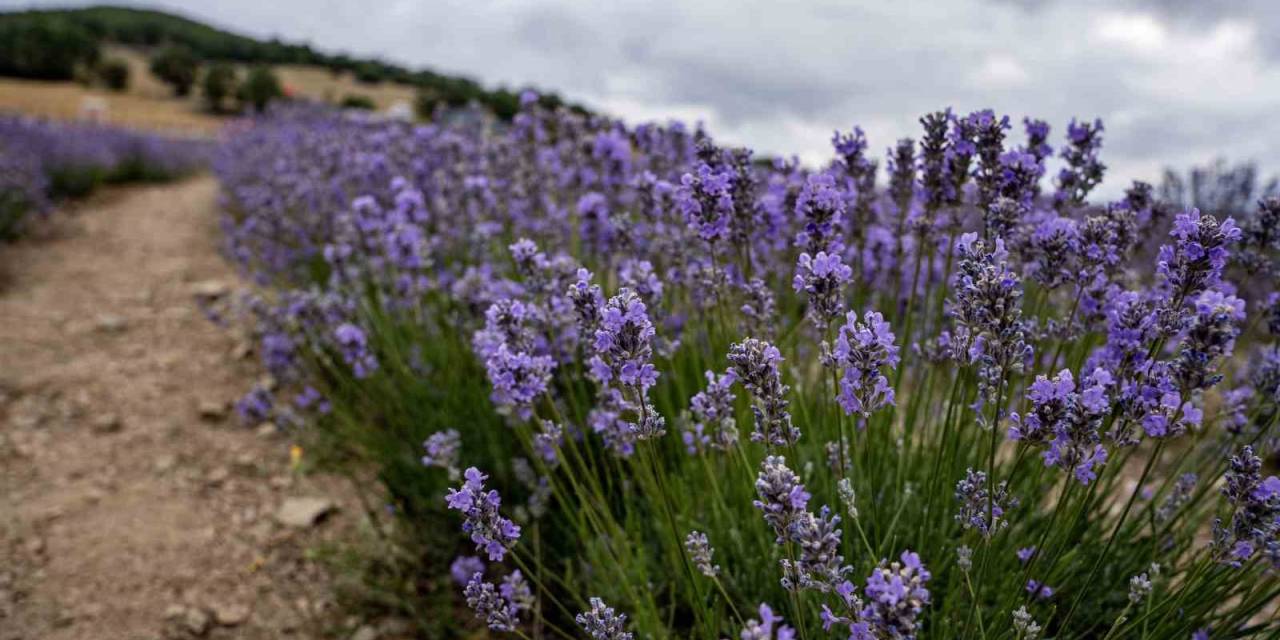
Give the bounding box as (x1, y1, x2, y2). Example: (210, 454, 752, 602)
(0, 5, 578, 119)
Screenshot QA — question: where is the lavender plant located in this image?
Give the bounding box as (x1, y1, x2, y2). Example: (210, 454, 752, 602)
(216, 99, 1280, 638)
(0, 114, 210, 239)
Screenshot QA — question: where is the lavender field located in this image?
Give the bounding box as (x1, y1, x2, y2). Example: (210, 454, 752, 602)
(3, 4, 1280, 640)
(206, 97, 1280, 639)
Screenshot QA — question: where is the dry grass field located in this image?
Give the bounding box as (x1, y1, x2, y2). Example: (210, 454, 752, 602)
(0, 46, 418, 134)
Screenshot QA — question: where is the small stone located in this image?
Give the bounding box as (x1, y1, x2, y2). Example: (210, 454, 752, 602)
(94, 313, 129, 333)
(350, 625, 379, 640)
(91, 413, 123, 434)
(212, 603, 250, 626)
(164, 604, 187, 621)
(274, 497, 336, 529)
(256, 422, 277, 438)
(183, 608, 211, 635)
(154, 454, 178, 474)
(231, 341, 253, 360)
(54, 608, 75, 627)
(197, 400, 228, 421)
(26, 538, 45, 556)
(206, 467, 230, 486)
(233, 452, 259, 472)
(190, 280, 230, 299)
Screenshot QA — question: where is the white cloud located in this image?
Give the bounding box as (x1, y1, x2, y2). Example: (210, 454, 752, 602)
(972, 54, 1030, 88)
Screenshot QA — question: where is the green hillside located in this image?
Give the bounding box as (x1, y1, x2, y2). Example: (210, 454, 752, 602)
(0, 5, 578, 118)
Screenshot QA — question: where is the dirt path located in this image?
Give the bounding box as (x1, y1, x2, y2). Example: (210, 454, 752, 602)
(0, 177, 358, 640)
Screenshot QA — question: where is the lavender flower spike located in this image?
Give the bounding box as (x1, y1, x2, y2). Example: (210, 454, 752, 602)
(729, 339, 799, 447)
(445, 467, 521, 561)
(576, 597, 634, 640)
(831, 310, 900, 419)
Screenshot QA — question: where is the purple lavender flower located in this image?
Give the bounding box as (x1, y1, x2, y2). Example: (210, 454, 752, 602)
(684, 531, 720, 578)
(1054, 118, 1105, 210)
(485, 343, 556, 420)
(1157, 209, 1241, 299)
(576, 597, 633, 640)
(591, 289, 658, 392)
(830, 310, 899, 420)
(794, 171, 846, 255)
(1024, 215, 1079, 290)
(739, 603, 796, 640)
(590, 289, 665, 440)
(464, 570, 532, 632)
(1016, 547, 1036, 564)
(677, 162, 735, 243)
(1025, 580, 1054, 600)
(965, 109, 1011, 210)
(422, 429, 462, 479)
(793, 251, 852, 327)
(1213, 446, 1280, 567)
(235, 385, 273, 424)
(688, 369, 738, 451)
(1173, 290, 1246, 391)
(1013, 368, 1112, 484)
(567, 268, 605, 336)
(948, 233, 1033, 416)
(532, 420, 563, 466)
(334, 322, 378, 378)
(782, 505, 853, 592)
(753, 455, 811, 543)
(728, 339, 799, 446)
(450, 555, 484, 585)
(445, 467, 521, 561)
(954, 468, 1018, 538)
(862, 551, 932, 639)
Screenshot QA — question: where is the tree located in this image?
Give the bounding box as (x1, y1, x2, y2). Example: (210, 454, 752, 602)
(96, 57, 129, 91)
(149, 44, 197, 96)
(0, 17, 99, 80)
(201, 62, 237, 112)
(238, 65, 282, 112)
(340, 93, 375, 110)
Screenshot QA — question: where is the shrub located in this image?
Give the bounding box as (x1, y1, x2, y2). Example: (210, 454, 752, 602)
(0, 16, 99, 80)
(201, 62, 237, 112)
(149, 43, 198, 96)
(238, 65, 281, 112)
(339, 94, 375, 110)
(216, 99, 1280, 640)
(96, 57, 129, 91)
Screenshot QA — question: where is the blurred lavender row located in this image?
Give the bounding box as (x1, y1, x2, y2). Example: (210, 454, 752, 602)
(0, 114, 214, 239)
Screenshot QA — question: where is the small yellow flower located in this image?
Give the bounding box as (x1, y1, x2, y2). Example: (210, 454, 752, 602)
(289, 444, 303, 471)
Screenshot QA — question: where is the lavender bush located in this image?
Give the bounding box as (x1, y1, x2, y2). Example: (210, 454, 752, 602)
(217, 100, 1280, 638)
(0, 114, 212, 238)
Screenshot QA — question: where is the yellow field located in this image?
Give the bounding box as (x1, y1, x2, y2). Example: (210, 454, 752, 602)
(0, 45, 419, 134)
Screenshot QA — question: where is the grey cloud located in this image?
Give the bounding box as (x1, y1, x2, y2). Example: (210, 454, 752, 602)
(5, 0, 1279, 194)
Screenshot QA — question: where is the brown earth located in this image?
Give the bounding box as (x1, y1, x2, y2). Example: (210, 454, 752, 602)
(0, 177, 374, 639)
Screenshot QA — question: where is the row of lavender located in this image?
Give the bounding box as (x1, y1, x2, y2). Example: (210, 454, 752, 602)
(0, 114, 212, 239)
(217, 99, 1280, 638)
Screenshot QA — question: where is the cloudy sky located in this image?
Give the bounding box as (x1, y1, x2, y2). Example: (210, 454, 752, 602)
(10, 0, 1280, 195)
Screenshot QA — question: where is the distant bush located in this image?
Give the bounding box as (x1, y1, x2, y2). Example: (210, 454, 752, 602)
(202, 62, 237, 113)
(238, 66, 282, 112)
(150, 44, 198, 96)
(339, 94, 375, 110)
(353, 62, 384, 84)
(0, 15, 99, 80)
(96, 57, 129, 91)
(1161, 159, 1279, 221)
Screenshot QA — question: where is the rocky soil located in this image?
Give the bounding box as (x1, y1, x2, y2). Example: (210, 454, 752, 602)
(0, 178, 381, 639)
